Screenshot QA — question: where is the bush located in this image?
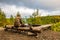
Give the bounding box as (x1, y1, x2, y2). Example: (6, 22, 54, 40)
(51, 22, 60, 32)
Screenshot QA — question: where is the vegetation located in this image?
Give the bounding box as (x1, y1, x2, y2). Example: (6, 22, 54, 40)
(51, 22, 60, 32)
(27, 9, 60, 25)
(0, 9, 6, 26)
(10, 15, 14, 25)
(0, 8, 60, 32)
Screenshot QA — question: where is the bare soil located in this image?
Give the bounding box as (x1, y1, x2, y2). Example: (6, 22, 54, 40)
(0, 27, 60, 40)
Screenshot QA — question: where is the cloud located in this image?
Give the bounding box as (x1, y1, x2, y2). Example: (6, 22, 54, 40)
(0, 0, 60, 18)
(49, 11, 60, 15)
(0, 0, 60, 10)
(0, 3, 35, 18)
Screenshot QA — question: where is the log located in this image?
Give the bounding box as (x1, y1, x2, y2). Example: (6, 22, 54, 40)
(31, 26, 42, 32)
(5, 25, 14, 29)
(18, 27, 30, 31)
(31, 24, 41, 27)
(27, 32, 37, 36)
(31, 24, 52, 32)
(17, 26, 41, 33)
(4, 24, 52, 33)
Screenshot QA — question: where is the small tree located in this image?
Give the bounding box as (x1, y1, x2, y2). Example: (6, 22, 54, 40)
(27, 9, 41, 25)
(10, 15, 14, 25)
(32, 9, 39, 17)
(0, 8, 6, 26)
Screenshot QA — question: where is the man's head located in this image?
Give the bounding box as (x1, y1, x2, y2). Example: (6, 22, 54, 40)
(15, 12, 21, 20)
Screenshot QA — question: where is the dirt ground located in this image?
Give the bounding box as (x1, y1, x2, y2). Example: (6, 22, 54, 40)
(0, 27, 60, 40)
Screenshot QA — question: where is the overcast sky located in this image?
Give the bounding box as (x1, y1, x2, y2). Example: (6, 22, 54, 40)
(0, 0, 60, 18)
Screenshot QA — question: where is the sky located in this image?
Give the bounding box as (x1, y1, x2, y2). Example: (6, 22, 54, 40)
(0, 0, 60, 18)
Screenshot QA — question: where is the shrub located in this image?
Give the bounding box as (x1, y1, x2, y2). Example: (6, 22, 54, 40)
(51, 22, 60, 32)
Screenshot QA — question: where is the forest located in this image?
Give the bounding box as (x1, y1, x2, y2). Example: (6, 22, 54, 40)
(0, 8, 60, 32)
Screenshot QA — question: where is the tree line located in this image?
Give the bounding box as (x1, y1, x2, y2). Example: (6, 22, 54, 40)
(0, 8, 60, 25)
(0, 8, 14, 26)
(0, 8, 60, 32)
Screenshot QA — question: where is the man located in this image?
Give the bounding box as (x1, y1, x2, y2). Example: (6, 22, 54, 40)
(14, 13, 22, 28)
(14, 13, 29, 28)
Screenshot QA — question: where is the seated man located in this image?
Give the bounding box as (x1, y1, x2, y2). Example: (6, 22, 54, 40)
(14, 14, 22, 28)
(14, 14, 28, 28)
(14, 13, 32, 28)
